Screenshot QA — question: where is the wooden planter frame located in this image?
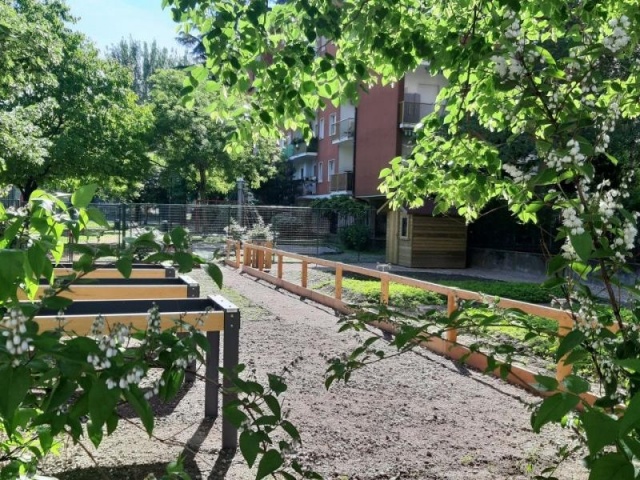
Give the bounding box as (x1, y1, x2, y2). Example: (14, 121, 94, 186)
(54, 263, 176, 279)
(23, 275, 199, 301)
(34, 295, 240, 449)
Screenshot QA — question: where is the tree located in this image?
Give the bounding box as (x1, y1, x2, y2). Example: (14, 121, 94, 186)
(166, 0, 640, 477)
(148, 68, 279, 202)
(0, 1, 153, 200)
(0, 0, 67, 101)
(107, 36, 188, 101)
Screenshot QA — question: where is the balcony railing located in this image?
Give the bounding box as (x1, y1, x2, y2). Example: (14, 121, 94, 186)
(330, 172, 353, 192)
(399, 101, 435, 126)
(330, 118, 355, 143)
(285, 137, 318, 160)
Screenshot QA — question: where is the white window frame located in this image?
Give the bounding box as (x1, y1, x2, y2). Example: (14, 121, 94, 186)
(328, 159, 335, 177)
(329, 113, 337, 137)
(319, 118, 325, 139)
(318, 162, 324, 183)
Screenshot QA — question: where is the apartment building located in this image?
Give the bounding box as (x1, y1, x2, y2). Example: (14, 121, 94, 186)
(284, 64, 446, 211)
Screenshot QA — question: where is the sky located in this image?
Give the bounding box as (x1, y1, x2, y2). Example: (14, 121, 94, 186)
(65, 0, 186, 54)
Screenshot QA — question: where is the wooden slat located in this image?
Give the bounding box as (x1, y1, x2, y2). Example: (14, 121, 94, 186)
(36, 310, 225, 335)
(20, 285, 190, 301)
(54, 268, 167, 279)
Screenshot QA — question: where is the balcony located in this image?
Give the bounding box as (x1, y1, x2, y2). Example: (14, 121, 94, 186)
(286, 137, 318, 161)
(330, 118, 355, 144)
(330, 172, 353, 193)
(399, 101, 435, 128)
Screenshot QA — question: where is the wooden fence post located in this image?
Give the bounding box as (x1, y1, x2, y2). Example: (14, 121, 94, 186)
(335, 264, 343, 301)
(235, 241, 241, 268)
(380, 275, 390, 305)
(446, 293, 458, 343)
(301, 261, 308, 289)
(277, 254, 283, 279)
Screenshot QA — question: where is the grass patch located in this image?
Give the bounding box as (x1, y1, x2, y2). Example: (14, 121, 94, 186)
(340, 278, 444, 308)
(437, 279, 561, 304)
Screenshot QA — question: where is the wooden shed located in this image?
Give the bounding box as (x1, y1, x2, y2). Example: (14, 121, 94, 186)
(384, 204, 467, 268)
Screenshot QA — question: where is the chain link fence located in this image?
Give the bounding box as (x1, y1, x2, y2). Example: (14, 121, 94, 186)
(89, 203, 376, 258)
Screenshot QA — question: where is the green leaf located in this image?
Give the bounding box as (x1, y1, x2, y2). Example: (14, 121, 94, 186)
(555, 330, 585, 362)
(588, 453, 634, 480)
(87, 421, 103, 448)
(267, 374, 287, 395)
(531, 393, 579, 433)
(86, 207, 110, 228)
(71, 184, 98, 209)
(88, 378, 120, 430)
(124, 385, 154, 436)
(256, 449, 283, 480)
(281, 420, 301, 442)
(206, 263, 223, 289)
(174, 252, 193, 273)
(239, 430, 261, 468)
(533, 374, 559, 392)
(170, 227, 188, 249)
(223, 401, 248, 428)
(563, 375, 589, 395)
(570, 232, 593, 262)
(619, 392, 640, 437)
(116, 257, 132, 279)
(263, 394, 281, 419)
(613, 359, 640, 372)
(0, 366, 32, 428)
(581, 409, 618, 455)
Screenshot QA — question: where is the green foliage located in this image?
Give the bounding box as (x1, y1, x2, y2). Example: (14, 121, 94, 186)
(311, 196, 370, 219)
(107, 36, 188, 101)
(165, 0, 640, 477)
(339, 224, 370, 251)
(148, 69, 280, 202)
(338, 278, 443, 308)
(271, 213, 304, 239)
(0, 2, 153, 200)
(0, 185, 224, 478)
(437, 280, 561, 305)
(245, 215, 274, 242)
(222, 366, 322, 480)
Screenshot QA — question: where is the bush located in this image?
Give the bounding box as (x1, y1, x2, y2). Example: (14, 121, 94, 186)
(272, 214, 303, 240)
(339, 223, 370, 251)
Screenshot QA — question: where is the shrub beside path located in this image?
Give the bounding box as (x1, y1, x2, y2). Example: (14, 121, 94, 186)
(46, 263, 587, 480)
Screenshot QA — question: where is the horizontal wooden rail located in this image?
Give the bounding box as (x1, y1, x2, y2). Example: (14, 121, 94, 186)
(54, 264, 176, 279)
(231, 242, 594, 404)
(21, 275, 199, 301)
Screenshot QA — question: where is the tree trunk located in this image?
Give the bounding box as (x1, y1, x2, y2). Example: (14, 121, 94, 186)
(22, 178, 39, 201)
(197, 166, 207, 203)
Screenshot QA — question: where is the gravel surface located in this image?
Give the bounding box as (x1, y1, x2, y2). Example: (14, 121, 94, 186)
(43, 263, 588, 480)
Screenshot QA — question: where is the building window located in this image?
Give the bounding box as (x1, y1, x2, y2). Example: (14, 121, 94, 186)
(313, 164, 317, 177)
(328, 160, 335, 177)
(329, 113, 337, 136)
(318, 162, 323, 183)
(319, 118, 325, 139)
(400, 214, 409, 239)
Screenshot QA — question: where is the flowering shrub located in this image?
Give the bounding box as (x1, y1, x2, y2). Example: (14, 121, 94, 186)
(0, 186, 217, 479)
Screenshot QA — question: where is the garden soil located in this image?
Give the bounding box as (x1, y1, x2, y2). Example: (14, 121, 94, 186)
(43, 263, 588, 480)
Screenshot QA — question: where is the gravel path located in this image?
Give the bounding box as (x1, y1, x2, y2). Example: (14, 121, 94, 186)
(44, 264, 588, 480)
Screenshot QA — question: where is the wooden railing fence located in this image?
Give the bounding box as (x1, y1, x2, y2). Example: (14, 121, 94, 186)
(225, 240, 596, 404)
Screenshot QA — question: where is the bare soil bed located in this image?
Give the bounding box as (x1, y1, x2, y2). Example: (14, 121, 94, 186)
(42, 263, 588, 480)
